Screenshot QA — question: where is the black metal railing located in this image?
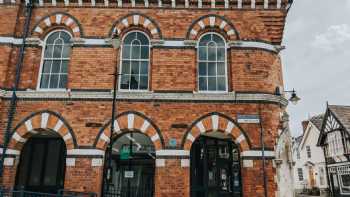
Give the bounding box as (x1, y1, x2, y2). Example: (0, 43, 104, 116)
(103, 186, 153, 197)
(0, 188, 97, 197)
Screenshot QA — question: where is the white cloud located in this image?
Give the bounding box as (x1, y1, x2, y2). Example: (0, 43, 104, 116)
(311, 24, 350, 51)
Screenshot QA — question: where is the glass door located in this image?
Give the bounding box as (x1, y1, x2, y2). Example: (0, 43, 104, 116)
(191, 135, 242, 197)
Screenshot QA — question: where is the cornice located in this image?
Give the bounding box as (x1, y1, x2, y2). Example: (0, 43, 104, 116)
(0, 37, 282, 53)
(5, 0, 290, 10)
(0, 90, 289, 106)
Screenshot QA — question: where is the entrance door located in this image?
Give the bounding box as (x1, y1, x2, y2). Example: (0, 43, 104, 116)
(15, 136, 66, 193)
(191, 135, 242, 197)
(308, 167, 315, 188)
(103, 132, 155, 197)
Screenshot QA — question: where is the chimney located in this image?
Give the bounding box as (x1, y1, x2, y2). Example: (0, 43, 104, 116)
(302, 120, 309, 133)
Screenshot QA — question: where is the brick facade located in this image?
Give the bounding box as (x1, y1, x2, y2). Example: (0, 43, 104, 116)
(0, 1, 291, 196)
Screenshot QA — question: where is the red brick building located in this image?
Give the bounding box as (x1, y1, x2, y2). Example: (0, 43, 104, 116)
(0, 0, 292, 196)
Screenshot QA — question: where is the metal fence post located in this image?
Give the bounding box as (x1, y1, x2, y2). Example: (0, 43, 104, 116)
(19, 186, 24, 197)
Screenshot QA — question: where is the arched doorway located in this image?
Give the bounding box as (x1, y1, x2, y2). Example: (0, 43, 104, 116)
(103, 132, 155, 197)
(190, 132, 242, 197)
(15, 131, 66, 193)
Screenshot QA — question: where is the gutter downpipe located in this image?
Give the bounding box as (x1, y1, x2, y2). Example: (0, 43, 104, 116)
(0, 0, 33, 185)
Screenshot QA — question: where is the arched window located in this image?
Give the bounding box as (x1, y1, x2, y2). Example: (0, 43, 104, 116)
(38, 30, 72, 89)
(119, 31, 150, 91)
(198, 33, 227, 92)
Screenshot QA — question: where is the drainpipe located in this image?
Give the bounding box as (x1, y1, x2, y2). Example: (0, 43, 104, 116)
(0, 0, 33, 184)
(258, 104, 268, 197)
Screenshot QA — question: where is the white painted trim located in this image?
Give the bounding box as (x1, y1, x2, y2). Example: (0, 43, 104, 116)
(0, 148, 20, 155)
(67, 149, 105, 156)
(181, 159, 190, 167)
(156, 150, 190, 156)
(41, 113, 49, 128)
(140, 120, 150, 133)
(127, 113, 135, 129)
(0, 90, 289, 106)
(54, 119, 63, 131)
(212, 115, 219, 130)
(156, 159, 165, 167)
(63, 133, 72, 141)
(25, 120, 33, 132)
(4, 158, 15, 166)
(151, 133, 159, 142)
(225, 121, 235, 135)
(12, 132, 27, 143)
(187, 133, 195, 142)
(0, 36, 280, 53)
(241, 150, 275, 157)
(196, 121, 206, 133)
(66, 158, 76, 166)
(235, 134, 245, 144)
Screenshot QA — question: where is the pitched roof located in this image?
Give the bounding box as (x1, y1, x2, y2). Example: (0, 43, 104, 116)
(329, 105, 350, 133)
(309, 114, 324, 130)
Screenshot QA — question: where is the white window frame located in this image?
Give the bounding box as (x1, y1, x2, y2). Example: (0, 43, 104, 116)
(196, 32, 228, 93)
(118, 30, 151, 92)
(36, 29, 72, 91)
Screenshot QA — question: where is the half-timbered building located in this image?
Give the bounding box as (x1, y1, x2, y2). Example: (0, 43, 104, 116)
(317, 105, 350, 196)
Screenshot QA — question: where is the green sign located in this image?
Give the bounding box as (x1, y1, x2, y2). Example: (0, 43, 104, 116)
(120, 147, 130, 160)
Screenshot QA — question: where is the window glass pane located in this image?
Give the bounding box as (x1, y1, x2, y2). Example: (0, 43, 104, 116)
(199, 34, 211, 46)
(140, 61, 148, 75)
(217, 48, 225, 61)
(213, 35, 225, 47)
(124, 32, 136, 44)
(122, 61, 131, 74)
(53, 44, 63, 58)
(62, 45, 71, 58)
(42, 60, 52, 73)
(40, 74, 50, 88)
(58, 75, 67, 89)
(120, 75, 130, 89)
(139, 76, 148, 90)
(198, 47, 206, 60)
(49, 74, 59, 89)
(44, 45, 53, 58)
(130, 75, 139, 89)
(131, 45, 141, 59)
(199, 62, 207, 76)
(131, 61, 139, 75)
(47, 32, 59, 44)
(137, 32, 149, 45)
(60, 31, 71, 43)
(208, 62, 216, 76)
(122, 45, 131, 59)
(217, 77, 226, 91)
(342, 175, 350, 187)
(208, 46, 216, 61)
(141, 46, 149, 59)
(199, 77, 207, 91)
(51, 61, 61, 73)
(217, 63, 225, 75)
(61, 61, 68, 73)
(208, 77, 216, 91)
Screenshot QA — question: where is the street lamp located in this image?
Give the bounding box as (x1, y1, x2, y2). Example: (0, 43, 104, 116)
(104, 32, 121, 194)
(275, 87, 301, 105)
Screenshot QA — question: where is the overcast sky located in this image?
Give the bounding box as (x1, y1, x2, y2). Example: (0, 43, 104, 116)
(281, 0, 350, 137)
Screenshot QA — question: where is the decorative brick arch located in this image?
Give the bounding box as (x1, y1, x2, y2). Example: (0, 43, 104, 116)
(94, 111, 164, 151)
(181, 112, 251, 152)
(110, 13, 162, 39)
(186, 14, 239, 40)
(31, 12, 83, 38)
(8, 110, 77, 151)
